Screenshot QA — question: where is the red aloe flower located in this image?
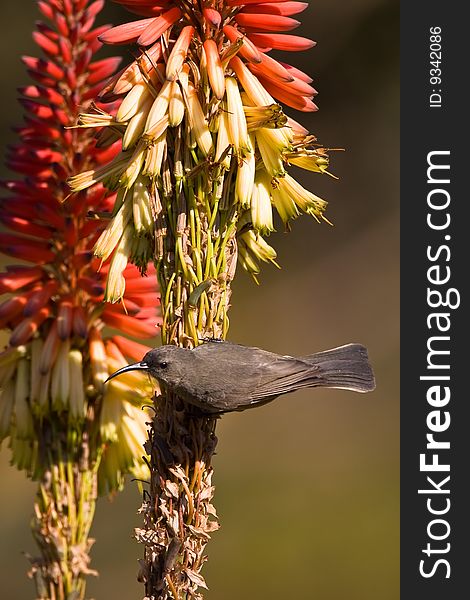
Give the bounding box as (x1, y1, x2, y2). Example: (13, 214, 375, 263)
(0, 0, 160, 483)
(67, 0, 332, 288)
(0, 0, 159, 343)
(100, 0, 316, 111)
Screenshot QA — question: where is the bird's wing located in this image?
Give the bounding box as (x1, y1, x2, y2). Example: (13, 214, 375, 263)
(192, 342, 322, 409)
(247, 357, 320, 403)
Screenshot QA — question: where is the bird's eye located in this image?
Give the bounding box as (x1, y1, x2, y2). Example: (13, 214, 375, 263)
(159, 361, 168, 369)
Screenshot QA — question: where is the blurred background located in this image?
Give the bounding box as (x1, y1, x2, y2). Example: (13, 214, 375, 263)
(0, 1, 399, 598)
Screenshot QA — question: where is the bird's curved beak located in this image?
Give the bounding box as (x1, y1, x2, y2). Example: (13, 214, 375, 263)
(105, 361, 149, 384)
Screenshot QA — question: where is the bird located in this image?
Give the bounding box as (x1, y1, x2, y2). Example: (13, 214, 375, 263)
(106, 340, 375, 414)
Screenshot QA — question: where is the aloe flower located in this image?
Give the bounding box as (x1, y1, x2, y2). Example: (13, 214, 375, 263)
(67, 1, 335, 597)
(69, 0, 332, 293)
(0, 1, 159, 598)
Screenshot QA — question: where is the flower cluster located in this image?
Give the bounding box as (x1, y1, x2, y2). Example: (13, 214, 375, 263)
(69, 0, 332, 286)
(0, 0, 160, 493)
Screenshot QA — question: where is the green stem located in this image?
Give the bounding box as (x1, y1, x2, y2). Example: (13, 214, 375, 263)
(139, 135, 239, 597)
(28, 421, 99, 600)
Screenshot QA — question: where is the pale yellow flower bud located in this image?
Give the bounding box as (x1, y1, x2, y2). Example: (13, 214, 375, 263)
(68, 350, 86, 422)
(122, 94, 154, 150)
(238, 244, 261, 279)
(105, 226, 132, 303)
(98, 443, 122, 493)
(89, 328, 108, 392)
(237, 228, 279, 282)
(242, 230, 278, 263)
(237, 226, 278, 282)
(120, 142, 146, 189)
(77, 111, 116, 128)
(255, 127, 289, 177)
(225, 77, 250, 155)
(143, 131, 167, 177)
(271, 180, 300, 223)
(133, 176, 153, 233)
(143, 114, 170, 143)
(94, 197, 132, 261)
(278, 174, 328, 218)
(235, 142, 255, 208)
(68, 154, 130, 193)
(168, 80, 185, 127)
(251, 170, 274, 233)
(187, 86, 214, 157)
(120, 411, 148, 467)
(287, 155, 329, 173)
(166, 25, 194, 81)
(215, 108, 232, 170)
(116, 82, 152, 123)
(100, 392, 122, 443)
(103, 378, 147, 404)
(144, 80, 172, 135)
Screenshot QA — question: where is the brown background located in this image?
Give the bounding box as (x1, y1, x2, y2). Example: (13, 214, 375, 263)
(0, 1, 399, 598)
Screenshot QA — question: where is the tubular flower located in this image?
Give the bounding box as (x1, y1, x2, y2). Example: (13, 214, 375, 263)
(0, 0, 160, 492)
(69, 0, 334, 283)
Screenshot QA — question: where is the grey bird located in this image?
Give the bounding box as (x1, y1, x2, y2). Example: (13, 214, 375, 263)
(106, 341, 375, 413)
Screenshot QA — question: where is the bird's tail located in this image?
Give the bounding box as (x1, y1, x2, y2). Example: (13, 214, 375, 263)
(305, 343, 376, 393)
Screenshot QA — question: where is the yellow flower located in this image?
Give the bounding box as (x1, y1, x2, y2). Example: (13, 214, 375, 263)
(144, 80, 172, 134)
(168, 80, 185, 127)
(284, 149, 330, 174)
(277, 174, 328, 220)
(255, 127, 290, 177)
(271, 180, 300, 224)
(68, 350, 86, 422)
(238, 229, 279, 283)
(68, 153, 131, 193)
(143, 132, 167, 177)
(225, 77, 250, 155)
(105, 228, 133, 303)
(215, 109, 232, 170)
(235, 139, 255, 208)
(187, 86, 214, 157)
(243, 103, 287, 131)
(132, 176, 153, 234)
(116, 81, 152, 123)
(94, 197, 132, 261)
(251, 170, 274, 233)
(122, 94, 154, 150)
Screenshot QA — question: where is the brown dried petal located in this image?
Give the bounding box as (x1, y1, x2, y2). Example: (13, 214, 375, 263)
(184, 568, 208, 590)
(164, 480, 179, 498)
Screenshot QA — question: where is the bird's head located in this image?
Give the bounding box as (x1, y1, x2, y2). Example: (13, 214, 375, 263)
(105, 345, 188, 386)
